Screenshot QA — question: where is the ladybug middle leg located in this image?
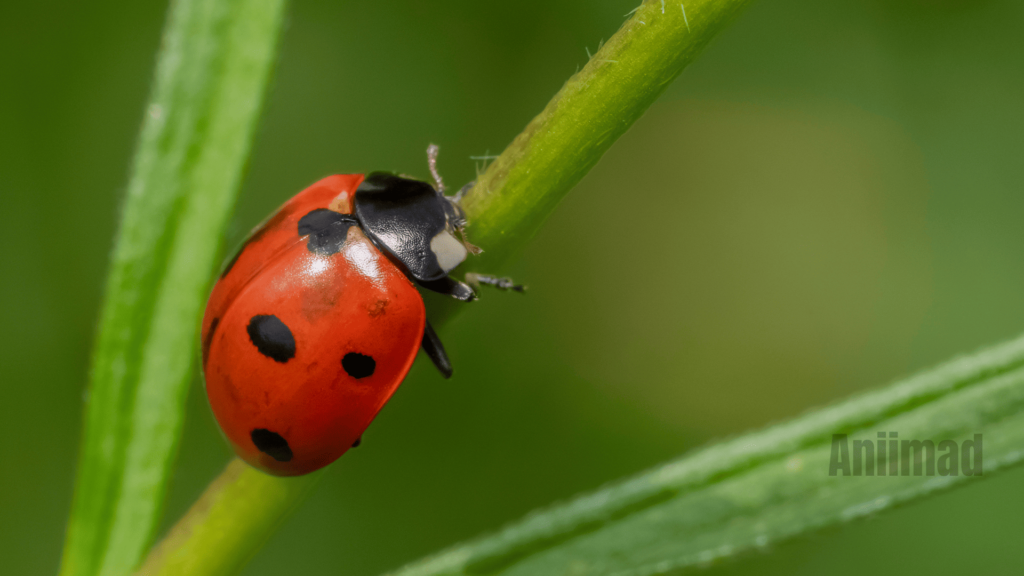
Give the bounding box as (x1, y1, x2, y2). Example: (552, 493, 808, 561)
(421, 320, 453, 378)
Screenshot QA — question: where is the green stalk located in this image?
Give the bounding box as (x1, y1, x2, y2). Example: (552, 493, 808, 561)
(463, 0, 753, 269)
(135, 461, 322, 576)
(134, 0, 754, 574)
(60, 1, 287, 575)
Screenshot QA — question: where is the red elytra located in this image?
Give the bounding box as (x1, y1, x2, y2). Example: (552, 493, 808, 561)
(202, 174, 430, 475)
(202, 156, 524, 476)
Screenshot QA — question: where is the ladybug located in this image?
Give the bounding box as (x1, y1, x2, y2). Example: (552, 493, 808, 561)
(201, 147, 519, 476)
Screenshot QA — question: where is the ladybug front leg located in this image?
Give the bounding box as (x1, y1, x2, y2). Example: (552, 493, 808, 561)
(451, 180, 473, 204)
(421, 320, 453, 378)
(465, 273, 526, 293)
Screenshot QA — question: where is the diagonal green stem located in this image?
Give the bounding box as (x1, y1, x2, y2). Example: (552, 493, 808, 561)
(60, 1, 287, 575)
(134, 1, 754, 574)
(463, 0, 754, 270)
(135, 461, 322, 576)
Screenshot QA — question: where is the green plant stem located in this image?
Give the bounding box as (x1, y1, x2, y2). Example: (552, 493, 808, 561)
(463, 0, 754, 269)
(60, 1, 287, 575)
(135, 461, 322, 576)
(390, 335, 1024, 576)
(134, 1, 754, 574)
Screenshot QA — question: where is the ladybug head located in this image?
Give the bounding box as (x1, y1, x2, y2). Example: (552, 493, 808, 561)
(353, 173, 475, 298)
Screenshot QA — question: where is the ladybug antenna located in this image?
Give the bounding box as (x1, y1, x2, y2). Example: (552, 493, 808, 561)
(427, 143, 445, 193)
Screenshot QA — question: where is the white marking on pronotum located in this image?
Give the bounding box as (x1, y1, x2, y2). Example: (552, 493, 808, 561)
(661, 0, 665, 13)
(681, 3, 690, 31)
(431, 231, 469, 273)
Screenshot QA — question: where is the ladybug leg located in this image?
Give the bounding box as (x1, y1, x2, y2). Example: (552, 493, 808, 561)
(427, 143, 446, 193)
(420, 275, 477, 302)
(451, 180, 474, 204)
(422, 320, 453, 378)
(465, 273, 526, 293)
(448, 182, 485, 255)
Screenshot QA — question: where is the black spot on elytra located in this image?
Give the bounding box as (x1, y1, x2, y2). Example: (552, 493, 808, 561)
(298, 209, 357, 256)
(201, 317, 220, 369)
(342, 352, 376, 379)
(251, 428, 293, 461)
(351, 437, 361, 448)
(247, 315, 296, 362)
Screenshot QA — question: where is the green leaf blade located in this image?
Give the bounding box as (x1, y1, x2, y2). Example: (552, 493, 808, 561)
(391, 335, 1024, 576)
(60, 1, 287, 574)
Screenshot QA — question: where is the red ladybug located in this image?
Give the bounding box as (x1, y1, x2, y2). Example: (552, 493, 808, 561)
(201, 148, 517, 476)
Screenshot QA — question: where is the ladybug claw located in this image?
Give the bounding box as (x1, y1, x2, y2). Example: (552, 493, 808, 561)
(458, 227, 483, 255)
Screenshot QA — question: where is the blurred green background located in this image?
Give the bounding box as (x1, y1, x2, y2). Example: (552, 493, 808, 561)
(3, 0, 1024, 574)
